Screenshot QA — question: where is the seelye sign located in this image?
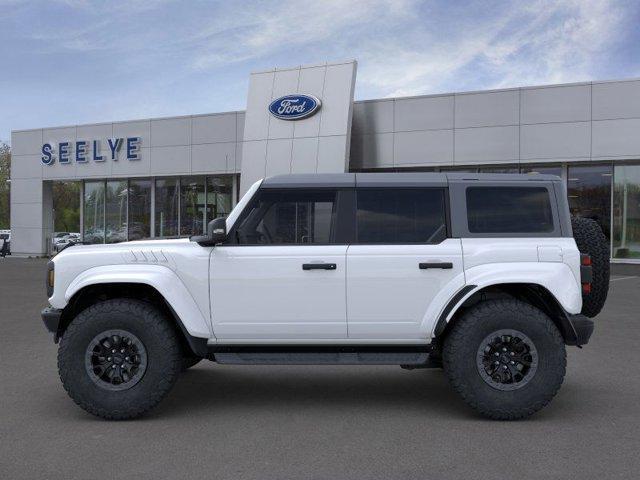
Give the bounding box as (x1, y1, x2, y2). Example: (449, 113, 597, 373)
(41, 137, 141, 165)
(268, 94, 321, 120)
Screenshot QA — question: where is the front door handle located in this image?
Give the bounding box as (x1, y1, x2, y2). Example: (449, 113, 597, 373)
(302, 263, 337, 271)
(419, 262, 453, 270)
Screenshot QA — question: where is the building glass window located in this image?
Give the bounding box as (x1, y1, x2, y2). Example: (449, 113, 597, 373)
(520, 164, 562, 177)
(128, 179, 151, 241)
(155, 177, 179, 238)
(52, 181, 81, 235)
(83, 181, 105, 244)
(568, 164, 612, 238)
(79, 176, 237, 245)
(180, 176, 206, 236)
(105, 180, 128, 243)
(477, 166, 519, 173)
(613, 164, 640, 259)
(439, 167, 478, 173)
(206, 176, 234, 222)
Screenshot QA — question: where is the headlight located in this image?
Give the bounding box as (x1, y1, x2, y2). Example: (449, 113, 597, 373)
(46, 261, 55, 297)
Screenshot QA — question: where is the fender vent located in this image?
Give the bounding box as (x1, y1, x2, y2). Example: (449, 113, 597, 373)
(123, 250, 169, 263)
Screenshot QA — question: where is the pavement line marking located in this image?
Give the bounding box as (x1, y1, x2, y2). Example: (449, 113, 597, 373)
(610, 276, 638, 282)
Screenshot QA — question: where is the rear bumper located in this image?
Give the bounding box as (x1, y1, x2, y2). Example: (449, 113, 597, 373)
(566, 314, 594, 346)
(41, 307, 63, 339)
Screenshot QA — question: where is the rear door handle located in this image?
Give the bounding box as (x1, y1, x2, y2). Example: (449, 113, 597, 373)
(419, 262, 453, 270)
(302, 263, 337, 271)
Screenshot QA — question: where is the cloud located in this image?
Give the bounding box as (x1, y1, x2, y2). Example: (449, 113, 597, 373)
(12, 0, 633, 93)
(184, 0, 632, 98)
(189, 0, 415, 70)
(1, 0, 637, 142)
(356, 0, 629, 98)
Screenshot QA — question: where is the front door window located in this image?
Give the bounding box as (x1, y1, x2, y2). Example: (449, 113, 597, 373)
(233, 190, 337, 245)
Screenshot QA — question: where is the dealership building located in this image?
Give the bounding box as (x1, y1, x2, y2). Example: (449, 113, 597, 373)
(9, 59, 640, 262)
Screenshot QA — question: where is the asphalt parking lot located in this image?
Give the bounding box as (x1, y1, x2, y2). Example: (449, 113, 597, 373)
(1, 258, 639, 479)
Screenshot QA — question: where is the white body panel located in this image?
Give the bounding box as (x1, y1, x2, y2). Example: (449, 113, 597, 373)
(210, 245, 348, 340)
(346, 239, 464, 339)
(48, 179, 583, 346)
(50, 238, 213, 339)
(458, 238, 582, 315)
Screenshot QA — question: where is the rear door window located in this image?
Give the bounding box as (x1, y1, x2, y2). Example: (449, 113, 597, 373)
(466, 186, 554, 233)
(356, 188, 447, 244)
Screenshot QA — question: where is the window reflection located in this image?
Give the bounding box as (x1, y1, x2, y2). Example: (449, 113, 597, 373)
(83, 181, 105, 244)
(439, 167, 478, 173)
(155, 178, 179, 237)
(520, 165, 562, 177)
(52, 181, 81, 234)
(180, 176, 206, 236)
(477, 166, 519, 173)
(206, 176, 234, 221)
(128, 179, 151, 241)
(568, 165, 612, 238)
(613, 165, 640, 259)
(105, 181, 128, 243)
(78, 175, 236, 243)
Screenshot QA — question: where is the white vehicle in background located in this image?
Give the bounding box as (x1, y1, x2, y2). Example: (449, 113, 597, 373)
(41, 173, 609, 420)
(52, 232, 70, 249)
(53, 233, 81, 253)
(0, 229, 10, 257)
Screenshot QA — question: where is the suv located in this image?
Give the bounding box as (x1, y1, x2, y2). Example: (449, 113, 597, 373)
(42, 173, 609, 420)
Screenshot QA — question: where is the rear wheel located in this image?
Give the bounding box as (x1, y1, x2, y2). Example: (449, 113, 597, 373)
(443, 299, 566, 420)
(58, 298, 183, 420)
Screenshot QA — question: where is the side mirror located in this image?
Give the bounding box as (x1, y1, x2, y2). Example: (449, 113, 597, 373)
(191, 217, 227, 246)
(208, 217, 227, 244)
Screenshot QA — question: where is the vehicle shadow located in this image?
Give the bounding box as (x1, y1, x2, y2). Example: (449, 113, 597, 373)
(155, 363, 476, 420)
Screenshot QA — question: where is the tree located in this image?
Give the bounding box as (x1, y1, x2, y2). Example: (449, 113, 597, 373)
(53, 181, 80, 232)
(0, 142, 9, 229)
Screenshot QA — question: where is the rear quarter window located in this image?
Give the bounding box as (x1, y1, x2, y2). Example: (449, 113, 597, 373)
(466, 186, 554, 233)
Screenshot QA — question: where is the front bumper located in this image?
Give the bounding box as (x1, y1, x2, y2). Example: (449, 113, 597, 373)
(41, 307, 63, 340)
(566, 314, 594, 346)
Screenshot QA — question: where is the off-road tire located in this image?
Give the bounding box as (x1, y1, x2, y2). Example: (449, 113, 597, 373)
(571, 216, 610, 318)
(443, 299, 566, 420)
(58, 298, 183, 420)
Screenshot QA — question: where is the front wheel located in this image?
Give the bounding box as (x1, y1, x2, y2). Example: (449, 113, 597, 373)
(443, 299, 566, 420)
(58, 298, 183, 420)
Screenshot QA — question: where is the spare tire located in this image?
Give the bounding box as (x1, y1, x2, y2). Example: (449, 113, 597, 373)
(571, 216, 610, 317)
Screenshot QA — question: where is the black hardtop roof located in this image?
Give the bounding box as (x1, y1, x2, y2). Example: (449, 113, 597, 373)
(261, 172, 562, 188)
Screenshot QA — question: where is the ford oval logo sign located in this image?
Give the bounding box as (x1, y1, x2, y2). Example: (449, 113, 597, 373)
(268, 94, 321, 120)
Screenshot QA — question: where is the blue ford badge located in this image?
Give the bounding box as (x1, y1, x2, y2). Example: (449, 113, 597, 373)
(268, 94, 321, 120)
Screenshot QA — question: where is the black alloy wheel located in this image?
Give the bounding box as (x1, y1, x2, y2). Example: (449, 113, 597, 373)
(85, 329, 148, 391)
(476, 329, 538, 391)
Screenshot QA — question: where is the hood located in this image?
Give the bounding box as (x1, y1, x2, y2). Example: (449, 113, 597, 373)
(56, 237, 191, 257)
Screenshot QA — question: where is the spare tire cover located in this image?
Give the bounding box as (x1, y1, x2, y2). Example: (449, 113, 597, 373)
(571, 216, 610, 318)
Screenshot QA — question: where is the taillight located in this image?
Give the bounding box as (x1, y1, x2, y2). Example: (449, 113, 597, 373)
(580, 254, 592, 295)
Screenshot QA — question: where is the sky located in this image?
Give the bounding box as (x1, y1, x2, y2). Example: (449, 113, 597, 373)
(1, 0, 639, 144)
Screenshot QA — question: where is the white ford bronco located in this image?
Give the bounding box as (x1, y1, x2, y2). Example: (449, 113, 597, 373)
(42, 173, 609, 420)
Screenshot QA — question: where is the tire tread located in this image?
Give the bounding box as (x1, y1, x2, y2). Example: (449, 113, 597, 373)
(443, 299, 566, 420)
(58, 299, 182, 420)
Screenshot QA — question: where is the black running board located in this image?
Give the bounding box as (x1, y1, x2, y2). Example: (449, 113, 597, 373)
(208, 345, 433, 366)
